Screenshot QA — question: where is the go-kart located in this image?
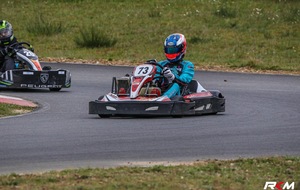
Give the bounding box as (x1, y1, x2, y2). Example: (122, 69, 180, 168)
(0, 42, 71, 91)
(89, 60, 225, 118)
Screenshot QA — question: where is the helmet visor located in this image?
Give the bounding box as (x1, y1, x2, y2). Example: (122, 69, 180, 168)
(164, 45, 183, 54)
(165, 52, 180, 60)
(0, 28, 12, 39)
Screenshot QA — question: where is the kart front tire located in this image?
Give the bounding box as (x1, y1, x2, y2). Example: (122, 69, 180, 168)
(172, 115, 183, 118)
(49, 88, 62, 91)
(98, 114, 111, 118)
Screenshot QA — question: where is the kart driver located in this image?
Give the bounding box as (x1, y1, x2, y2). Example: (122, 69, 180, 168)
(156, 33, 206, 99)
(0, 20, 18, 73)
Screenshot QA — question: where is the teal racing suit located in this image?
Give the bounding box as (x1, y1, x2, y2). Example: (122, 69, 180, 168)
(156, 60, 194, 98)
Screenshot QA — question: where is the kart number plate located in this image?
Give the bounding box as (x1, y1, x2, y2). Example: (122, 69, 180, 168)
(133, 64, 154, 77)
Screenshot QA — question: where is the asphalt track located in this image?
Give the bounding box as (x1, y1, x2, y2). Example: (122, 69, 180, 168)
(0, 63, 299, 174)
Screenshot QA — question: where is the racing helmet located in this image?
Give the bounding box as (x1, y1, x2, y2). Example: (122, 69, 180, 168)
(164, 33, 187, 63)
(0, 20, 14, 46)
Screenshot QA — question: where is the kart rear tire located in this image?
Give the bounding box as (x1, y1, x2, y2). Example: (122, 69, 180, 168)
(49, 88, 62, 92)
(98, 114, 111, 118)
(172, 115, 183, 118)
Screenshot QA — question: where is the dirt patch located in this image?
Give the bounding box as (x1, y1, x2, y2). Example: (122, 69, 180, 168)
(12, 108, 32, 115)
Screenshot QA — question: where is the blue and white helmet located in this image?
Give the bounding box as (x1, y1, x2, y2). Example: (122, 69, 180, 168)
(164, 33, 187, 63)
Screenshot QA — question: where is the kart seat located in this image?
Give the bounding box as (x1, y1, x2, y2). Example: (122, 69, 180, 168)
(186, 80, 198, 93)
(182, 80, 207, 95)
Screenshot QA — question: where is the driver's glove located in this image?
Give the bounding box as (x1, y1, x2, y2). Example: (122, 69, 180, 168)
(0, 46, 14, 56)
(163, 67, 175, 83)
(0, 48, 8, 56)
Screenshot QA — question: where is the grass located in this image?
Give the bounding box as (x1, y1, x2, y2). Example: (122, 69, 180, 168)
(74, 25, 117, 48)
(0, 103, 34, 117)
(1, 0, 299, 72)
(26, 14, 65, 36)
(0, 156, 299, 190)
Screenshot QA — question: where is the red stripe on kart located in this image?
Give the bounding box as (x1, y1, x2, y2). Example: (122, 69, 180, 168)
(184, 91, 212, 99)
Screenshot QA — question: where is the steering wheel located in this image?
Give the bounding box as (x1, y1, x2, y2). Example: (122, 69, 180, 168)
(144, 59, 164, 80)
(144, 60, 172, 92)
(7, 42, 34, 54)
